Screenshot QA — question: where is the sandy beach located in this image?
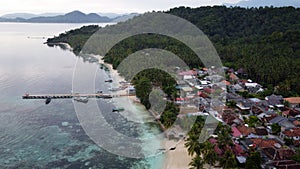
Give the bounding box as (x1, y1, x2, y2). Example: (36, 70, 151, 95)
(163, 139, 192, 169)
(94, 55, 192, 169)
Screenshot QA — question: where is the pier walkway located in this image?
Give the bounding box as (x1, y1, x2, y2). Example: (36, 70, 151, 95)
(22, 93, 134, 99)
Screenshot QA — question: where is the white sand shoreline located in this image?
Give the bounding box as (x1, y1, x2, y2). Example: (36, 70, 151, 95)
(91, 54, 192, 169)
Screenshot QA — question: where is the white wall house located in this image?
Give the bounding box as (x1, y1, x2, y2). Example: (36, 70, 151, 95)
(280, 128, 300, 141)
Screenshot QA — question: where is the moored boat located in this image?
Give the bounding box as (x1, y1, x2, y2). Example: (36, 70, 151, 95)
(112, 108, 125, 112)
(74, 96, 89, 103)
(45, 97, 51, 104)
(105, 79, 113, 83)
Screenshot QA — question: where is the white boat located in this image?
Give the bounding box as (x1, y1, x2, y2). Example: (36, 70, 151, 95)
(74, 96, 89, 103)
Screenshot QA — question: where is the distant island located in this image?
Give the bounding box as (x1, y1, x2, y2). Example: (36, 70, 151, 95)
(0, 11, 139, 23)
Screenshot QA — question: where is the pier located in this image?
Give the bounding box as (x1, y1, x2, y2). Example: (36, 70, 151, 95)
(22, 93, 134, 99)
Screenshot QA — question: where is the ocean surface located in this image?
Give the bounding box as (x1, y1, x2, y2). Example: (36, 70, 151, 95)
(0, 22, 164, 169)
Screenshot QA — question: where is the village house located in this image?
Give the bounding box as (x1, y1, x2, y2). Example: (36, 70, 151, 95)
(265, 94, 284, 108)
(236, 99, 252, 110)
(266, 160, 300, 169)
(254, 127, 268, 136)
(236, 124, 253, 137)
(226, 93, 243, 102)
(127, 86, 136, 95)
(231, 83, 244, 92)
(280, 128, 300, 141)
(244, 82, 264, 93)
(285, 97, 300, 108)
(282, 108, 300, 118)
(251, 105, 264, 115)
(262, 147, 295, 161)
(269, 116, 295, 131)
(222, 110, 243, 126)
(232, 126, 242, 138)
(178, 70, 197, 80)
(250, 138, 280, 149)
(229, 73, 239, 83)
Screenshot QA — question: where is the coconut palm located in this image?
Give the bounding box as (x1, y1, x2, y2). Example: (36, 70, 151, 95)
(201, 141, 218, 169)
(217, 125, 234, 150)
(189, 155, 204, 169)
(219, 150, 238, 169)
(185, 133, 201, 156)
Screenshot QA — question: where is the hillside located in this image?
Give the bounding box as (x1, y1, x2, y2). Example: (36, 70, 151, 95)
(226, 0, 300, 8)
(47, 6, 300, 96)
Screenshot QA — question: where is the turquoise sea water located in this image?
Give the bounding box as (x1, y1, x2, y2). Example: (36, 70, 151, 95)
(0, 23, 164, 169)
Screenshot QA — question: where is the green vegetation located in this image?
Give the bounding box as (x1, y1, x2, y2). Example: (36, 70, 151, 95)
(188, 155, 204, 169)
(245, 151, 262, 169)
(219, 150, 238, 169)
(244, 115, 261, 127)
(134, 76, 152, 109)
(185, 120, 237, 168)
(104, 34, 201, 70)
(132, 69, 178, 128)
(271, 123, 281, 134)
(284, 137, 294, 146)
(132, 68, 177, 98)
(47, 25, 99, 54)
(159, 102, 179, 128)
(292, 148, 300, 162)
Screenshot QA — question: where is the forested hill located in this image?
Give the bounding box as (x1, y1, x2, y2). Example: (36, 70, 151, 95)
(47, 6, 300, 96)
(167, 6, 300, 42)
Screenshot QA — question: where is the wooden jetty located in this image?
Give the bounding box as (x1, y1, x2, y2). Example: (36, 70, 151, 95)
(22, 93, 134, 99)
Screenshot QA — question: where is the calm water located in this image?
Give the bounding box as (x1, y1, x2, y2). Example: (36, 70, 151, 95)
(0, 23, 164, 169)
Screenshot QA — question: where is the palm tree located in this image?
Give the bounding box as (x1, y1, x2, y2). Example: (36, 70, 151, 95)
(245, 151, 261, 169)
(201, 141, 218, 169)
(219, 150, 238, 169)
(185, 133, 201, 156)
(189, 155, 204, 169)
(217, 125, 234, 150)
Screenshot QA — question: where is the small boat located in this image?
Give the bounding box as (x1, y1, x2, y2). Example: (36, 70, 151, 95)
(105, 79, 113, 83)
(112, 108, 125, 112)
(74, 96, 89, 103)
(45, 97, 51, 104)
(109, 87, 120, 91)
(101, 95, 113, 99)
(169, 147, 176, 151)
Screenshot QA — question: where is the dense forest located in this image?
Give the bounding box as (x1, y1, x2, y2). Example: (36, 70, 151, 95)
(47, 6, 300, 114)
(47, 25, 99, 53)
(167, 6, 300, 96)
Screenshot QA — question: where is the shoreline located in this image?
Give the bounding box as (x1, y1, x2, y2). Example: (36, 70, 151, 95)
(48, 41, 192, 168)
(163, 139, 192, 169)
(92, 55, 192, 169)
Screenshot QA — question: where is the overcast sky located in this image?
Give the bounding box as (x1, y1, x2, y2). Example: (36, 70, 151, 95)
(0, 0, 241, 15)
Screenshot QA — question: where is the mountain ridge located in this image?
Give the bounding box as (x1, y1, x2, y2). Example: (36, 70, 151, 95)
(0, 11, 139, 23)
